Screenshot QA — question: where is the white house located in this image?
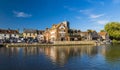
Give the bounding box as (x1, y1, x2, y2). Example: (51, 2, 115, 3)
(0, 29, 19, 40)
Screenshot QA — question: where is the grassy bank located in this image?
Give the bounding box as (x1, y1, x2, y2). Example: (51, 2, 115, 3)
(112, 40, 120, 44)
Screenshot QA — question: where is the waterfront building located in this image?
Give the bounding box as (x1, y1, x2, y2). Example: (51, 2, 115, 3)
(44, 28, 51, 42)
(98, 32, 109, 41)
(23, 29, 37, 39)
(80, 32, 92, 40)
(91, 31, 99, 40)
(80, 30, 99, 41)
(37, 30, 45, 43)
(0, 29, 19, 40)
(44, 21, 70, 42)
(68, 29, 81, 41)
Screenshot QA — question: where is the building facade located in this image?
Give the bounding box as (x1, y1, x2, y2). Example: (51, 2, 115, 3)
(98, 32, 109, 41)
(23, 29, 37, 39)
(44, 21, 70, 42)
(37, 30, 45, 42)
(68, 29, 81, 41)
(0, 29, 19, 40)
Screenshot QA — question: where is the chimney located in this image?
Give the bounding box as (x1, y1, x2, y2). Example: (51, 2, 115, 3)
(46, 28, 49, 30)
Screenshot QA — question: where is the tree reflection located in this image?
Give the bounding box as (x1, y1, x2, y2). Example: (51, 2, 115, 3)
(105, 44, 120, 62)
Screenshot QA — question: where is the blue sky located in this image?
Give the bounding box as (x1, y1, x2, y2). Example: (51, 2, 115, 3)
(0, 0, 120, 32)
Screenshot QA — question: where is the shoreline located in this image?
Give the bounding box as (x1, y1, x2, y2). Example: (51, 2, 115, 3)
(0, 41, 98, 47)
(5, 43, 96, 47)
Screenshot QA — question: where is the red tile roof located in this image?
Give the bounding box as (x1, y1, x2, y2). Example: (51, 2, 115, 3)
(98, 32, 107, 36)
(0, 29, 19, 34)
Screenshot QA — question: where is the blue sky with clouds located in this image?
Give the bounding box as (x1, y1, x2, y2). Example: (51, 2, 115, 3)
(0, 0, 120, 32)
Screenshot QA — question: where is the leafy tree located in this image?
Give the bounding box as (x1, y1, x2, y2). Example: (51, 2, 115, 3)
(104, 22, 120, 40)
(87, 29, 93, 33)
(100, 30, 105, 32)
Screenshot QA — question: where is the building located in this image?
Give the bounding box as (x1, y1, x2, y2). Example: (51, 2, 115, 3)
(44, 28, 51, 42)
(91, 31, 99, 40)
(98, 32, 109, 41)
(68, 29, 81, 41)
(44, 21, 70, 42)
(80, 32, 92, 40)
(37, 30, 45, 42)
(23, 29, 37, 39)
(0, 29, 19, 40)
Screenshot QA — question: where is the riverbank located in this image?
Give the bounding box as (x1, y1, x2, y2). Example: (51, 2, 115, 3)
(0, 41, 98, 47)
(112, 40, 120, 44)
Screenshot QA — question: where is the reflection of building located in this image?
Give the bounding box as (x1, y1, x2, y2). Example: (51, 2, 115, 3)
(23, 29, 37, 39)
(42, 45, 98, 65)
(0, 29, 19, 39)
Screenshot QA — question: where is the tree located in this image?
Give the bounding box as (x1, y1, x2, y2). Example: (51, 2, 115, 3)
(87, 29, 93, 33)
(104, 22, 120, 40)
(100, 30, 105, 32)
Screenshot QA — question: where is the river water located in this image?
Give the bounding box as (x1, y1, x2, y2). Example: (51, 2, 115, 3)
(0, 45, 120, 70)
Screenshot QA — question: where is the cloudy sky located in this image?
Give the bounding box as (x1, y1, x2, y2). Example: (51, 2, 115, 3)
(0, 0, 120, 32)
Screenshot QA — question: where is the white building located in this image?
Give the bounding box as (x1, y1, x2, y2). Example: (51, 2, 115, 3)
(0, 29, 19, 40)
(37, 30, 45, 42)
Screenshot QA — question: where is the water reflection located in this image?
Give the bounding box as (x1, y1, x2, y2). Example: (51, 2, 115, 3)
(0, 45, 109, 65)
(42, 45, 99, 65)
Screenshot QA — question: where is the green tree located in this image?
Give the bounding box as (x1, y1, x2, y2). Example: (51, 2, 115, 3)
(87, 29, 93, 33)
(105, 22, 120, 40)
(100, 29, 105, 32)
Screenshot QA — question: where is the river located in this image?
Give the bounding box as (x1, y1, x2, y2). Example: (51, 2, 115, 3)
(0, 45, 120, 70)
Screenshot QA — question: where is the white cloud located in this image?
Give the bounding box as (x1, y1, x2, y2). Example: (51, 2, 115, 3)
(80, 9, 105, 20)
(79, 9, 93, 15)
(96, 20, 109, 25)
(113, 0, 120, 4)
(13, 11, 32, 18)
(90, 14, 104, 19)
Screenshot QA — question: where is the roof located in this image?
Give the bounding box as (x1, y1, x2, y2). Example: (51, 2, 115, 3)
(98, 32, 107, 36)
(50, 21, 67, 30)
(37, 30, 45, 34)
(37, 30, 44, 32)
(50, 23, 61, 30)
(80, 32, 89, 35)
(0, 29, 19, 34)
(23, 29, 37, 33)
